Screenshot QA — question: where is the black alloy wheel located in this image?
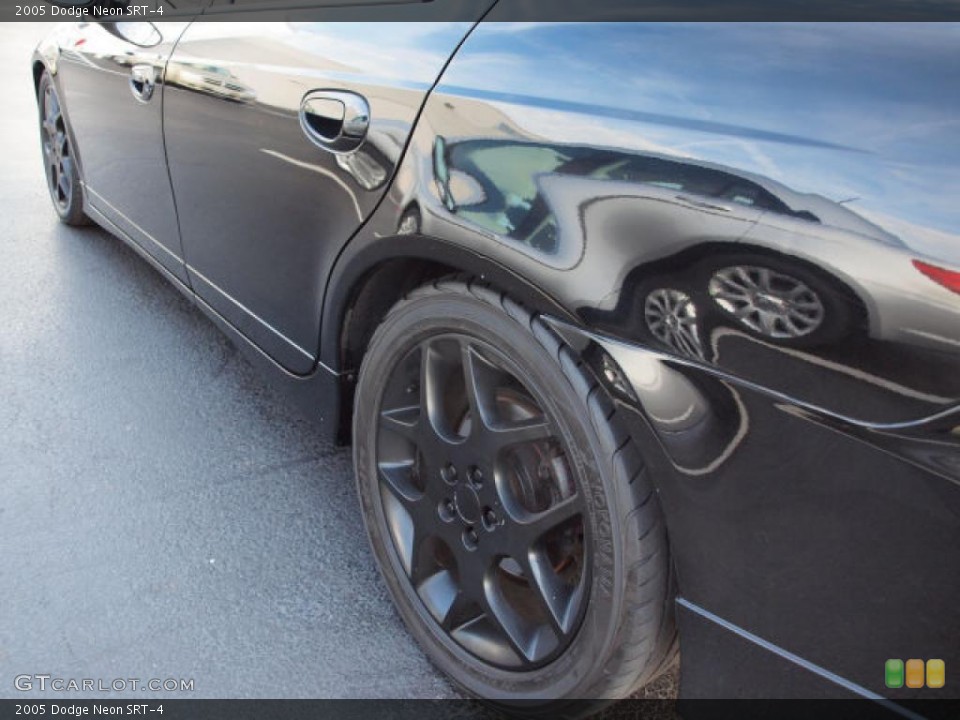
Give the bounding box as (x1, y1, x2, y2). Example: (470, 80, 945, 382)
(375, 330, 588, 669)
(354, 277, 677, 705)
(38, 72, 89, 226)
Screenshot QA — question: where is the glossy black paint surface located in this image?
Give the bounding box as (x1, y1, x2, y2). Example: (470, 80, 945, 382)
(53, 21, 193, 281)
(34, 13, 959, 702)
(323, 19, 960, 701)
(163, 17, 488, 372)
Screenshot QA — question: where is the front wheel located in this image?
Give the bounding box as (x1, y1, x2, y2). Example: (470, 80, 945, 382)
(353, 277, 676, 709)
(38, 71, 89, 226)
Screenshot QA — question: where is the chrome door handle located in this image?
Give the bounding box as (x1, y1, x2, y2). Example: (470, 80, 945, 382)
(129, 64, 157, 103)
(299, 90, 370, 154)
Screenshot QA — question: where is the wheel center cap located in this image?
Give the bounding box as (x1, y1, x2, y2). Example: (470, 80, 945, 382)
(453, 484, 481, 525)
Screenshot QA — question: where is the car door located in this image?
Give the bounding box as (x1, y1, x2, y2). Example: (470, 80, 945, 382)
(163, 1, 494, 374)
(54, 8, 205, 283)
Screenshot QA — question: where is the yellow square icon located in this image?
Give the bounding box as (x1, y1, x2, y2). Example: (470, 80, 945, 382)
(905, 659, 925, 688)
(926, 659, 945, 689)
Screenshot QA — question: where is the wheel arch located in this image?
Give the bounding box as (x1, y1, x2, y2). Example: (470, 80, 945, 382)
(320, 232, 577, 443)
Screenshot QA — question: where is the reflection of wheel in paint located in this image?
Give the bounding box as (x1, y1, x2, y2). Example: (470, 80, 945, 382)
(708, 266, 824, 340)
(643, 288, 704, 359)
(702, 255, 856, 347)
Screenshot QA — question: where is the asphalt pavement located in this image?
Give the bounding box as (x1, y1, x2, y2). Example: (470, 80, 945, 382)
(0, 22, 676, 703)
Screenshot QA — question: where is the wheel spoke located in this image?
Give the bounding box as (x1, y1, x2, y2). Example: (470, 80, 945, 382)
(521, 549, 576, 637)
(788, 307, 816, 324)
(481, 585, 538, 663)
(677, 325, 703, 358)
(487, 417, 552, 453)
(380, 479, 440, 585)
(379, 460, 421, 501)
(756, 267, 774, 291)
(57, 173, 71, 201)
(418, 569, 476, 630)
(514, 495, 581, 546)
(460, 340, 501, 432)
(419, 339, 462, 442)
(734, 267, 759, 290)
(44, 88, 59, 126)
(437, 586, 479, 633)
(782, 315, 804, 336)
(380, 405, 420, 444)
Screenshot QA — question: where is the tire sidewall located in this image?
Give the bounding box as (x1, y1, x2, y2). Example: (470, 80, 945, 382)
(354, 289, 630, 701)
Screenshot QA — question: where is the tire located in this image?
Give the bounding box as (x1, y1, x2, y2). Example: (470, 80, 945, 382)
(698, 253, 856, 348)
(353, 276, 677, 711)
(38, 72, 90, 227)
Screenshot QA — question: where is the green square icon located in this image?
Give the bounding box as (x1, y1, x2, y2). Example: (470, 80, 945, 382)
(886, 659, 904, 688)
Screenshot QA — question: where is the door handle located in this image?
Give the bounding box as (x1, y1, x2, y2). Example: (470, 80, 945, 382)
(129, 64, 158, 103)
(299, 90, 370, 154)
(674, 194, 732, 213)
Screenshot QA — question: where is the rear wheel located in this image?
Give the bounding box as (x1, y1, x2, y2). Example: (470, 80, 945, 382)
(701, 254, 855, 347)
(354, 277, 676, 709)
(38, 72, 89, 226)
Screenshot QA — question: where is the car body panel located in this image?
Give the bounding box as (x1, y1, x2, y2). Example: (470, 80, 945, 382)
(163, 12, 491, 373)
(51, 20, 196, 282)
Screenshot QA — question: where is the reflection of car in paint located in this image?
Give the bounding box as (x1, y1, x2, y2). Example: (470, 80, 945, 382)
(165, 61, 256, 103)
(33, 10, 960, 710)
(433, 137, 960, 354)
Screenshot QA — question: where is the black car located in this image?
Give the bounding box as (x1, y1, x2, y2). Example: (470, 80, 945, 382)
(32, 3, 959, 709)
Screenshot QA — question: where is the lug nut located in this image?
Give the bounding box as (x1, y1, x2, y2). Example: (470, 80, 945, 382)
(463, 527, 479, 550)
(467, 466, 483, 489)
(438, 499, 455, 522)
(440, 463, 457, 485)
(482, 508, 498, 530)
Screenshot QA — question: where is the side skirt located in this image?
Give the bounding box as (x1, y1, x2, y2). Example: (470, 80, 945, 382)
(83, 198, 342, 441)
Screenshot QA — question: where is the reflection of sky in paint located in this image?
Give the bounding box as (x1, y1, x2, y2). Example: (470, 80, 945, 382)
(178, 22, 470, 87)
(437, 22, 960, 261)
(288, 23, 471, 83)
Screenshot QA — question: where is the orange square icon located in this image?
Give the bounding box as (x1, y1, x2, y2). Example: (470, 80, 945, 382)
(927, 659, 945, 689)
(905, 659, 925, 688)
